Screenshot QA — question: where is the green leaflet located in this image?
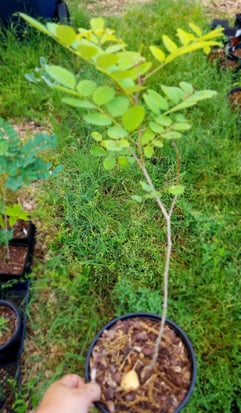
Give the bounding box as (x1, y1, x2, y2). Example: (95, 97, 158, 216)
(143, 89, 169, 113)
(131, 195, 143, 203)
(154, 114, 172, 126)
(56, 25, 76, 46)
(165, 40, 221, 64)
(118, 156, 129, 168)
(91, 132, 102, 142)
(103, 157, 116, 170)
(92, 86, 116, 105)
(76, 80, 97, 96)
(179, 81, 194, 94)
(176, 29, 195, 46)
(141, 129, 155, 145)
(166, 90, 217, 114)
(144, 146, 154, 158)
(129, 62, 152, 79)
(45, 65, 76, 89)
(140, 181, 153, 192)
(107, 97, 130, 117)
(162, 35, 178, 52)
(149, 122, 164, 134)
(90, 145, 106, 157)
(5, 204, 29, 226)
(19, 13, 50, 35)
(168, 185, 185, 195)
(62, 97, 96, 109)
(90, 17, 105, 31)
(162, 131, 182, 140)
(152, 139, 163, 148)
(104, 139, 129, 151)
(76, 42, 99, 58)
(122, 106, 145, 131)
(189, 22, 202, 36)
(161, 85, 185, 104)
(84, 113, 112, 126)
(171, 122, 191, 131)
(117, 51, 144, 70)
(96, 53, 119, 68)
(107, 127, 128, 139)
(149, 46, 166, 63)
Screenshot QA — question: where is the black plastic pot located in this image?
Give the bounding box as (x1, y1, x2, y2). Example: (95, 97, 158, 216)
(0, 222, 35, 281)
(85, 312, 197, 413)
(0, 281, 30, 409)
(0, 300, 22, 354)
(9, 221, 36, 246)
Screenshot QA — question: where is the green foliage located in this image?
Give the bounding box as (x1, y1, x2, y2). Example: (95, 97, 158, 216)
(1, 2, 239, 412)
(0, 117, 63, 246)
(20, 13, 222, 200)
(0, 315, 9, 337)
(0, 118, 61, 191)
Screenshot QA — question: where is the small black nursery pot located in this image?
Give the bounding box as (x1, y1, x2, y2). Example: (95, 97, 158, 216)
(85, 312, 196, 413)
(0, 300, 22, 354)
(0, 221, 35, 281)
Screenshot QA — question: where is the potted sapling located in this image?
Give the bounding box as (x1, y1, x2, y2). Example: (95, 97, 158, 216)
(20, 13, 223, 413)
(0, 117, 62, 280)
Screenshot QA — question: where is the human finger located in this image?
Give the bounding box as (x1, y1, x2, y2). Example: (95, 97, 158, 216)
(59, 374, 85, 389)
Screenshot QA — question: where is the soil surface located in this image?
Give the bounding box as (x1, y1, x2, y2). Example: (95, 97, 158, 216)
(11, 220, 33, 240)
(228, 87, 241, 110)
(90, 317, 192, 413)
(0, 305, 18, 347)
(0, 245, 28, 275)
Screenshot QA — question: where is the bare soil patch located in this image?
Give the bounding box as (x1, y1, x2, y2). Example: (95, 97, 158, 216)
(85, 0, 241, 19)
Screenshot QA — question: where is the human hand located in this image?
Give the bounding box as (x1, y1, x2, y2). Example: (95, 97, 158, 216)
(36, 374, 101, 413)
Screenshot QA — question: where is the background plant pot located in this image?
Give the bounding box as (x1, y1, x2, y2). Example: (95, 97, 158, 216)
(85, 312, 196, 413)
(0, 281, 30, 409)
(0, 236, 35, 281)
(0, 300, 22, 355)
(228, 86, 241, 110)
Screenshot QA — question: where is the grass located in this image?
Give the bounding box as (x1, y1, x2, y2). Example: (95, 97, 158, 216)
(0, 0, 241, 412)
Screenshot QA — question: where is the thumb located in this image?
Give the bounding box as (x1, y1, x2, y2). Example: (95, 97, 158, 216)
(83, 382, 101, 403)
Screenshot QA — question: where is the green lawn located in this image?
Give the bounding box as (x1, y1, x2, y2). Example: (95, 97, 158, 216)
(0, 0, 240, 412)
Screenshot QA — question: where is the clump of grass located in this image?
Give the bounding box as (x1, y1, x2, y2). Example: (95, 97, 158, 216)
(0, 0, 240, 412)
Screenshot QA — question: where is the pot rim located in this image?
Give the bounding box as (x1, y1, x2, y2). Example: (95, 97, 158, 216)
(0, 299, 21, 351)
(228, 86, 241, 95)
(85, 312, 197, 413)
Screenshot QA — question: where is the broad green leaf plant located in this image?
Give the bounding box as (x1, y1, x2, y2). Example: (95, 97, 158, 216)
(20, 13, 223, 370)
(0, 117, 62, 253)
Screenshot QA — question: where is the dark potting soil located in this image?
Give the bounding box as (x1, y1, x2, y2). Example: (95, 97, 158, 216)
(0, 245, 28, 275)
(0, 305, 18, 347)
(12, 220, 30, 239)
(90, 318, 192, 413)
(228, 89, 241, 109)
